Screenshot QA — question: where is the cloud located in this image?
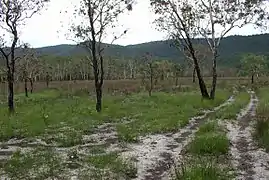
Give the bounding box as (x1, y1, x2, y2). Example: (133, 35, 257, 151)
(3, 0, 267, 48)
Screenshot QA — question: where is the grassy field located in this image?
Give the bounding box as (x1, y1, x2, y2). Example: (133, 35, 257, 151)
(0, 76, 263, 96)
(0, 89, 230, 141)
(254, 87, 269, 152)
(175, 120, 231, 180)
(0, 78, 267, 179)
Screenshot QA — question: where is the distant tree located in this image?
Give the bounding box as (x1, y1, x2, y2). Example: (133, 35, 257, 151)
(70, 0, 134, 112)
(141, 52, 157, 96)
(172, 63, 183, 86)
(127, 58, 139, 79)
(150, 0, 268, 99)
(0, 0, 49, 113)
(156, 60, 172, 81)
(17, 43, 42, 96)
(239, 53, 266, 84)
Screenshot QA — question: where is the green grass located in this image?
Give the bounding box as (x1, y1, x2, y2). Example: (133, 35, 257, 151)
(254, 87, 269, 152)
(116, 90, 230, 142)
(3, 147, 137, 180)
(0, 89, 230, 142)
(188, 132, 229, 155)
(174, 158, 230, 180)
(211, 91, 250, 120)
(0, 88, 230, 179)
(187, 121, 229, 156)
(87, 153, 137, 179)
(176, 118, 231, 180)
(196, 121, 219, 135)
(4, 148, 64, 179)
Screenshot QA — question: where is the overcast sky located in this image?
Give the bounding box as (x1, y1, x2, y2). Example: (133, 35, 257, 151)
(17, 0, 267, 48)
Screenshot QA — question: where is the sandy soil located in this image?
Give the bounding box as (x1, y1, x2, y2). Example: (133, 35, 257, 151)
(225, 91, 269, 180)
(121, 96, 235, 180)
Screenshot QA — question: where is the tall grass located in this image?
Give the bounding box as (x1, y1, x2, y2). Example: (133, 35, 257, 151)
(0, 89, 230, 142)
(254, 88, 269, 152)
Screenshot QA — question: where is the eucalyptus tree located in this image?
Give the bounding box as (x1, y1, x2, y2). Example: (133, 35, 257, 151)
(0, 0, 49, 113)
(150, 0, 268, 99)
(70, 0, 134, 112)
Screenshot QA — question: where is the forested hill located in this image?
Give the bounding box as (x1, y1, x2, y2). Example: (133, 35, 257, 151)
(35, 33, 269, 66)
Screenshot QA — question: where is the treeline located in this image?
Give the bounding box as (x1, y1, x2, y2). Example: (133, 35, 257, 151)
(33, 34, 269, 68)
(0, 53, 239, 84)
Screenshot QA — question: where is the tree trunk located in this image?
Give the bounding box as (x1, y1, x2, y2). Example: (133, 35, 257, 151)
(251, 74, 254, 84)
(29, 78, 34, 93)
(185, 35, 210, 99)
(7, 71, 14, 114)
(192, 55, 209, 99)
(149, 63, 153, 96)
(210, 55, 217, 99)
(89, 8, 104, 113)
(95, 83, 102, 112)
(175, 76, 178, 86)
(46, 72, 49, 88)
(160, 72, 164, 81)
(130, 68, 134, 79)
(24, 77, 28, 97)
(192, 67, 196, 83)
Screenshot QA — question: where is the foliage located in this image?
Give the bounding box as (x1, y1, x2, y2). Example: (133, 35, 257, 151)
(238, 53, 267, 77)
(68, 0, 134, 112)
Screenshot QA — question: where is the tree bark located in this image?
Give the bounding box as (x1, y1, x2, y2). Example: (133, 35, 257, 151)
(95, 83, 102, 112)
(190, 49, 210, 99)
(149, 63, 153, 96)
(24, 78, 28, 97)
(175, 76, 178, 86)
(210, 54, 217, 99)
(29, 78, 34, 93)
(7, 72, 14, 114)
(46, 72, 49, 88)
(192, 67, 196, 83)
(184, 32, 210, 99)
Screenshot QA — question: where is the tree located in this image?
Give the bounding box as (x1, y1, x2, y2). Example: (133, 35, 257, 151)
(156, 60, 172, 81)
(183, 44, 211, 83)
(150, 0, 211, 99)
(194, 0, 268, 99)
(239, 53, 266, 84)
(172, 62, 183, 86)
(150, 0, 268, 99)
(17, 43, 42, 96)
(70, 0, 133, 112)
(140, 52, 157, 96)
(0, 0, 49, 113)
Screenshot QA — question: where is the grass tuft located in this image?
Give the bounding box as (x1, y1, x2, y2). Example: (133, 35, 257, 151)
(87, 153, 137, 179)
(254, 87, 269, 152)
(211, 91, 250, 120)
(188, 132, 229, 155)
(174, 157, 230, 180)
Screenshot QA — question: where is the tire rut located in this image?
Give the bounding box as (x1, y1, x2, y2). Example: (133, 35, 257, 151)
(226, 91, 269, 180)
(122, 96, 235, 180)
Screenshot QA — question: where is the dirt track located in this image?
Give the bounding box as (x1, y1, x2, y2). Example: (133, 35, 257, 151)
(226, 91, 269, 180)
(122, 96, 235, 180)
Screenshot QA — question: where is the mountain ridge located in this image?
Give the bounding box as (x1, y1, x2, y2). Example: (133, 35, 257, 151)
(33, 33, 269, 67)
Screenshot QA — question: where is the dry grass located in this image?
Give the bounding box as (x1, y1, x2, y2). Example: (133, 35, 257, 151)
(0, 76, 263, 95)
